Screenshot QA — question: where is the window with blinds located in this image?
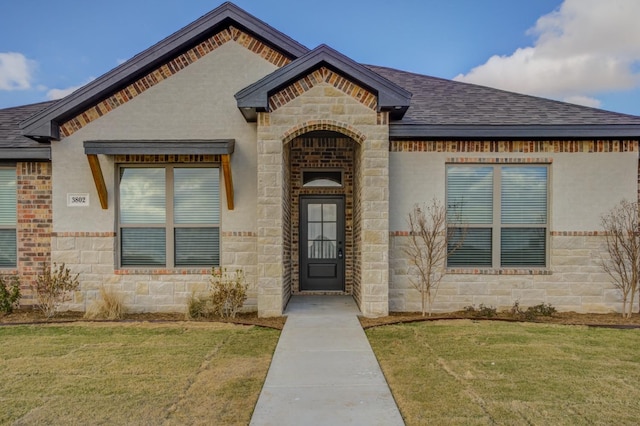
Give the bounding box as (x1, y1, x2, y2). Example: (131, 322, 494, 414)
(119, 166, 220, 268)
(0, 168, 17, 268)
(446, 165, 548, 268)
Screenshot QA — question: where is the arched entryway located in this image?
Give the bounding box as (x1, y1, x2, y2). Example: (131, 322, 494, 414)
(285, 131, 358, 296)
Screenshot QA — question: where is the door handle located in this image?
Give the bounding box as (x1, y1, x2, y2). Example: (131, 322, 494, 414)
(338, 248, 343, 259)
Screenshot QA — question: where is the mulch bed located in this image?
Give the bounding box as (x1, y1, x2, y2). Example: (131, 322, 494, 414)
(358, 311, 640, 329)
(3, 308, 640, 331)
(0, 309, 287, 330)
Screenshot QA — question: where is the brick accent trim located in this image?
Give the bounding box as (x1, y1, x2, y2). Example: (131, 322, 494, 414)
(447, 268, 552, 275)
(390, 140, 639, 153)
(52, 232, 116, 237)
(390, 231, 608, 236)
(115, 268, 210, 275)
(447, 157, 553, 164)
(221, 231, 257, 237)
(114, 155, 220, 163)
(268, 66, 377, 112)
(282, 120, 366, 145)
(60, 26, 292, 138)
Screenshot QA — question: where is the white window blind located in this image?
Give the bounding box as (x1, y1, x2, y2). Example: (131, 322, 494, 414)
(0, 168, 17, 268)
(446, 165, 548, 268)
(119, 166, 220, 268)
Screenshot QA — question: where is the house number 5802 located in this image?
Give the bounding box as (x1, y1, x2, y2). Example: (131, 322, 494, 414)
(67, 193, 90, 207)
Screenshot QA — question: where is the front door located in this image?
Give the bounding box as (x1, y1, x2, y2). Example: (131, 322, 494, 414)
(300, 196, 345, 291)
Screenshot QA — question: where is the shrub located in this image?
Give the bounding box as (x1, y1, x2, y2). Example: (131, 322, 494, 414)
(31, 262, 80, 319)
(525, 303, 557, 319)
(185, 268, 247, 320)
(186, 293, 211, 319)
(209, 268, 247, 319)
(464, 304, 497, 318)
(0, 275, 21, 314)
(508, 301, 556, 321)
(85, 286, 125, 320)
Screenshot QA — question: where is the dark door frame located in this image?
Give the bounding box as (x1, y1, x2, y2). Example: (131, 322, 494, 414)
(299, 195, 345, 291)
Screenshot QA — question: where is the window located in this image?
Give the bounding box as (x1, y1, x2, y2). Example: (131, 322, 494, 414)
(302, 170, 343, 187)
(446, 165, 548, 268)
(0, 168, 17, 268)
(118, 166, 220, 268)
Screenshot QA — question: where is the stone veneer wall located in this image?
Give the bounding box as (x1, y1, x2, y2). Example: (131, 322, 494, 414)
(390, 233, 620, 313)
(282, 142, 292, 306)
(13, 162, 53, 303)
(289, 135, 355, 294)
(53, 231, 259, 313)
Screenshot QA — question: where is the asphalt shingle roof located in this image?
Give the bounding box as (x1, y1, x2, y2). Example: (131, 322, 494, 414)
(366, 65, 640, 126)
(0, 101, 56, 149)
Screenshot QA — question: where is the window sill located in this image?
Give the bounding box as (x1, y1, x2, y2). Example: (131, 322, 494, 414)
(0, 269, 18, 275)
(115, 268, 213, 275)
(447, 268, 551, 275)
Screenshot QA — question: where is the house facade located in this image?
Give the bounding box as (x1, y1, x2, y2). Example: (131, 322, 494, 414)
(2, 2, 640, 317)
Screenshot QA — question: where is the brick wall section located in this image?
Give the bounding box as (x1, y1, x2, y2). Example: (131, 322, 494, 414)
(59, 26, 292, 138)
(390, 140, 638, 153)
(282, 144, 292, 305)
(289, 136, 355, 294)
(16, 161, 52, 302)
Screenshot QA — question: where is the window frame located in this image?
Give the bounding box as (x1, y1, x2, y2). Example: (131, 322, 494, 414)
(0, 166, 17, 269)
(446, 163, 549, 269)
(116, 164, 221, 269)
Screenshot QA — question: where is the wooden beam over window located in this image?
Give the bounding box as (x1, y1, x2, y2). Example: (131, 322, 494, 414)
(221, 154, 234, 210)
(86, 154, 108, 209)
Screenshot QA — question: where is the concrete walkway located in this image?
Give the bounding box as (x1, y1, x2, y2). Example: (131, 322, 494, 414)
(250, 295, 404, 425)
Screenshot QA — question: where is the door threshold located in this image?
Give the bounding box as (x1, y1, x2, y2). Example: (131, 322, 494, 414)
(295, 291, 350, 296)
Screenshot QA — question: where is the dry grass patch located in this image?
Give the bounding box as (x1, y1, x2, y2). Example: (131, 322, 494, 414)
(367, 320, 640, 425)
(0, 322, 279, 425)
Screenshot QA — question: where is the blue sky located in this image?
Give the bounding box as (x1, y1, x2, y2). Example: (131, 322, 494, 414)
(1, 0, 639, 116)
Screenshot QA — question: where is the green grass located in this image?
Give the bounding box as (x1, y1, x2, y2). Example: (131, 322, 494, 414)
(0, 322, 279, 425)
(367, 320, 640, 425)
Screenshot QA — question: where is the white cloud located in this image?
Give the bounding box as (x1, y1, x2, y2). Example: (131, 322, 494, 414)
(454, 0, 640, 106)
(46, 77, 95, 100)
(563, 95, 601, 109)
(0, 52, 35, 91)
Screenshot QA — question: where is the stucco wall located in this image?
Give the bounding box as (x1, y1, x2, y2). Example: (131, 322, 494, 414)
(52, 42, 271, 233)
(51, 41, 277, 313)
(389, 151, 637, 232)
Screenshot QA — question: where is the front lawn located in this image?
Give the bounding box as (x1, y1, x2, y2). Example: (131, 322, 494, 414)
(0, 322, 279, 425)
(367, 320, 640, 425)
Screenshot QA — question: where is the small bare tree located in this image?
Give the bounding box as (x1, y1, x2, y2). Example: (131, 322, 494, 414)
(403, 199, 464, 316)
(601, 199, 640, 318)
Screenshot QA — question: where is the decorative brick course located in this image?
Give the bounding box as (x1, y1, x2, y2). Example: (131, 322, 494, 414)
(113, 155, 220, 163)
(390, 140, 639, 153)
(269, 67, 377, 112)
(60, 26, 292, 138)
(282, 120, 366, 145)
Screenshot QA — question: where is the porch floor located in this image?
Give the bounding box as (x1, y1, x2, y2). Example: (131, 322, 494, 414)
(250, 295, 404, 425)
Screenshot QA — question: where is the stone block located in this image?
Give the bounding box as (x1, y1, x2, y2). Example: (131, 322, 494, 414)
(459, 282, 489, 295)
(150, 282, 174, 296)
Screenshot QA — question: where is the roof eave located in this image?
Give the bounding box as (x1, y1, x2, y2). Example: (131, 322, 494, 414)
(389, 124, 640, 140)
(235, 45, 412, 121)
(0, 147, 51, 161)
(19, 2, 309, 140)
